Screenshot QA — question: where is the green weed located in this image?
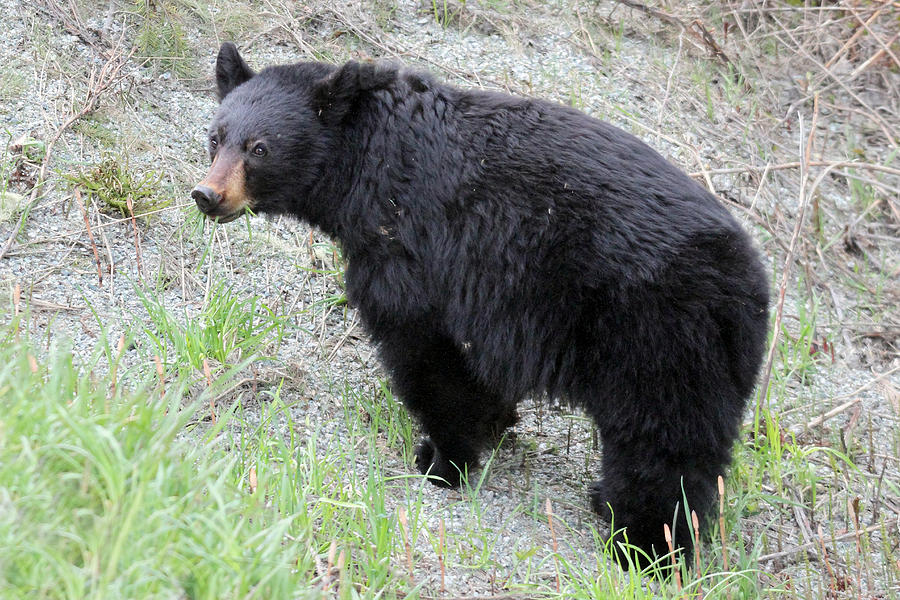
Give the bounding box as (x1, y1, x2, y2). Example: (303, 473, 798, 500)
(176, 0, 261, 42)
(373, 0, 399, 30)
(0, 134, 17, 222)
(304, 239, 348, 309)
(774, 291, 826, 386)
(568, 75, 585, 109)
(0, 133, 42, 225)
(65, 153, 166, 217)
(343, 379, 415, 462)
(431, 0, 463, 28)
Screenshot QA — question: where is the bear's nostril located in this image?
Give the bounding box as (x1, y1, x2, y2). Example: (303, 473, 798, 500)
(191, 185, 221, 212)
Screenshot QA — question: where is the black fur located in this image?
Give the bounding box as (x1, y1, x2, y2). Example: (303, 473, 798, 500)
(199, 44, 770, 566)
(215, 42, 255, 101)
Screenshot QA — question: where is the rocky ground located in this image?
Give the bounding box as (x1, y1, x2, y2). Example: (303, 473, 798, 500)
(0, 0, 897, 596)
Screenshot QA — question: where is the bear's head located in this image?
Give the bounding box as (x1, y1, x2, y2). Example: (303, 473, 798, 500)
(192, 43, 397, 224)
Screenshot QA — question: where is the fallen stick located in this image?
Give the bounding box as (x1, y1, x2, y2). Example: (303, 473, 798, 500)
(73, 190, 103, 287)
(757, 523, 883, 564)
(689, 159, 900, 179)
(792, 397, 862, 435)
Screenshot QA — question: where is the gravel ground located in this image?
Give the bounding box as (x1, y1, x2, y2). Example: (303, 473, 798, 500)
(1, 0, 898, 595)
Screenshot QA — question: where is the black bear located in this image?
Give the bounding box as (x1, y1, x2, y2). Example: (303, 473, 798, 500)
(193, 42, 769, 566)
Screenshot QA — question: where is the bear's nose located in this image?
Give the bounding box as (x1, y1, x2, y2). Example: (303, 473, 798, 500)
(191, 185, 221, 213)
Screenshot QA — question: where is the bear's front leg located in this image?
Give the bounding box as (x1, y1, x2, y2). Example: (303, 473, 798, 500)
(373, 324, 517, 488)
(413, 436, 473, 488)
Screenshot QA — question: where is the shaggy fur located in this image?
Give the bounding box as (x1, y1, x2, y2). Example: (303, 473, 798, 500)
(194, 42, 770, 565)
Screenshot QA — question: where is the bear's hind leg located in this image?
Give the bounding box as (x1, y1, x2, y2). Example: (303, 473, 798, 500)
(377, 327, 516, 488)
(590, 430, 728, 568)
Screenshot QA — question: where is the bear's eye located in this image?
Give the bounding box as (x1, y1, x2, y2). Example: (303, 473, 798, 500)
(251, 142, 268, 157)
(209, 136, 218, 150)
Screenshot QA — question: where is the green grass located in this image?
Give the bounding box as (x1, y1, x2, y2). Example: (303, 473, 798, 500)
(132, 0, 195, 79)
(429, 0, 461, 29)
(0, 259, 846, 600)
(372, 0, 399, 31)
(0, 133, 19, 224)
(0, 131, 40, 234)
(303, 239, 349, 309)
(342, 379, 416, 463)
(0, 244, 892, 598)
(137, 280, 288, 379)
(73, 114, 119, 149)
(0, 335, 298, 597)
(0, 315, 419, 598)
(176, 0, 261, 43)
(0, 61, 27, 101)
(0, 296, 792, 600)
(3, 0, 898, 596)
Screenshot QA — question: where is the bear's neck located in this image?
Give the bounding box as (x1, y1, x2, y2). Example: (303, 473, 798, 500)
(307, 109, 402, 260)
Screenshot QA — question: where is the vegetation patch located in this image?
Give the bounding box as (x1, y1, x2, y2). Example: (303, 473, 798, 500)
(65, 154, 166, 217)
(133, 0, 195, 78)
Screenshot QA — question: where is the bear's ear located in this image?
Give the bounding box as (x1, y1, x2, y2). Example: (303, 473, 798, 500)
(313, 60, 397, 120)
(215, 42, 255, 101)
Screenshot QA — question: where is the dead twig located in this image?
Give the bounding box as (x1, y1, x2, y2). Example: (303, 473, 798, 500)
(823, 6, 885, 69)
(848, 31, 900, 82)
(612, 0, 731, 65)
(689, 160, 900, 179)
(817, 524, 839, 593)
(768, 10, 897, 148)
(687, 18, 730, 66)
(545, 499, 561, 594)
(126, 196, 143, 282)
(397, 507, 414, 580)
(794, 398, 862, 434)
(845, 3, 900, 72)
(757, 522, 884, 564)
(322, 540, 337, 592)
(756, 94, 821, 414)
(73, 190, 103, 287)
(0, 39, 135, 262)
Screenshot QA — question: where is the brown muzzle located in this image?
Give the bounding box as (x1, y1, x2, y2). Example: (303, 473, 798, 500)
(192, 148, 249, 221)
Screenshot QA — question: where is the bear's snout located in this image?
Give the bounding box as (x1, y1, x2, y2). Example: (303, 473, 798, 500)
(191, 185, 221, 213)
(192, 148, 250, 222)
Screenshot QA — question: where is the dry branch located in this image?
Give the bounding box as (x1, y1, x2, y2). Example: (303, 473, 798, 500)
(823, 6, 885, 69)
(73, 190, 103, 287)
(756, 522, 884, 564)
(0, 38, 135, 261)
(689, 160, 900, 179)
(612, 0, 731, 65)
(126, 196, 144, 282)
(755, 94, 821, 414)
(845, 3, 900, 72)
